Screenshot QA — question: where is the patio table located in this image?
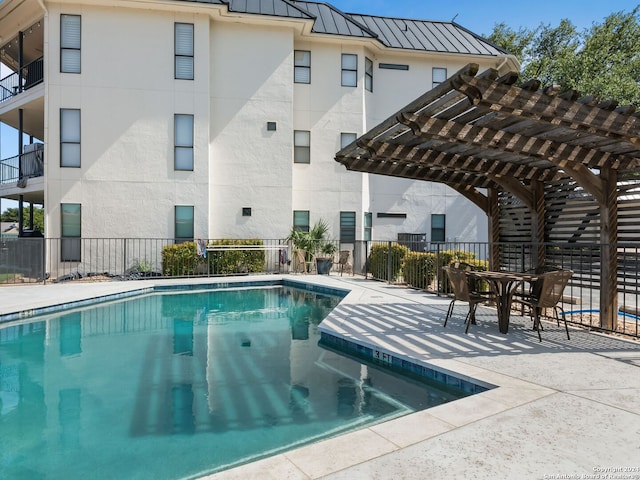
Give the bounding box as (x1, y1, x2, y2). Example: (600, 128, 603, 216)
(466, 270, 539, 334)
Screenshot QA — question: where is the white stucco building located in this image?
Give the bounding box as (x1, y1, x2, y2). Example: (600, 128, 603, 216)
(0, 0, 518, 252)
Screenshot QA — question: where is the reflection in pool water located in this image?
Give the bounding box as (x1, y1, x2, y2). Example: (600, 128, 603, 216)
(0, 286, 468, 479)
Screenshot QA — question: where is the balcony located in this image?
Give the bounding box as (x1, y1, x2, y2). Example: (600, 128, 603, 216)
(0, 57, 44, 104)
(0, 143, 44, 185)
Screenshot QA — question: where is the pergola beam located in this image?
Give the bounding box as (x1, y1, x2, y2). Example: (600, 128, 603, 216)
(398, 112, 638, 172)
(457, 74, 640, 143)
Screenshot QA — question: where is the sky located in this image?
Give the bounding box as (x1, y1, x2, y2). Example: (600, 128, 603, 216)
(328, 0, 639, 36)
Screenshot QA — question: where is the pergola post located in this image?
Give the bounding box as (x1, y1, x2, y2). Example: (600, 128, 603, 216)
(487, 187, 500, 271)
(531, 180, 546, 269)
(599, 167, 618, 331)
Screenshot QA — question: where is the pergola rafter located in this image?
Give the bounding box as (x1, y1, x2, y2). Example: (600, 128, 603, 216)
(336, 63, 640, 331)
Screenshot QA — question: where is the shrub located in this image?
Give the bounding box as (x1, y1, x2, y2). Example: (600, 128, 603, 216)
(439, 254, 491, 294)
(207, 239, 266, 275)
(368, 242, 409, 281)
(403, 251, 437, 289)
(437, 249, 477, 268)
(435, 249, 478, 290)
(162, 242, 201, 276)
(461, 258, 491, 292)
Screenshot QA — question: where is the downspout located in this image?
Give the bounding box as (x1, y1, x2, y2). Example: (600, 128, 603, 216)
(495, 55, 509, 73)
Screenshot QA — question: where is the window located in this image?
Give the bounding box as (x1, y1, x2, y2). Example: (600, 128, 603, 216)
(340, 132, 357, 149)
(365, 57, 373, 92)
(175, 206, 194, 242)
(341, 54, 357, 87)
(432, 67, 447, 88)
(294, 50, 310, 84)
(175, 23, 194, 80)
(293, 211, 310, 232)
(379, 63, 409, 70)
(175, 114, 194, 171)
(60, 109, 81, 167)
(61, 203, 81, 262)
(294, 130, 310, 164)
(340, 211, 356, 242)
(242, 207, 252, 217)
(60, 14, 81, 73)
(364, 212, 372, 241)
(431, 214, 446, 242)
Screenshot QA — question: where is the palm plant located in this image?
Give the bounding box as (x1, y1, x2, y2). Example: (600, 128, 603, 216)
(287, 219, 337, 260)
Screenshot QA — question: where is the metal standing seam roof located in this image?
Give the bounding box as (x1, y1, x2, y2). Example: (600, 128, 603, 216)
(289, 1, 376, 38)
(348, 14, 507, 55)
(177, 0, 506, 56)
(226, 0, 313, 18)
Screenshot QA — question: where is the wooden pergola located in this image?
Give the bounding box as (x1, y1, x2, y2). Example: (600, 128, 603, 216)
(335, 63, 640, 331)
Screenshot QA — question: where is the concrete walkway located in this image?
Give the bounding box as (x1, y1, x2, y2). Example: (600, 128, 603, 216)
(2, 275, 640, 479)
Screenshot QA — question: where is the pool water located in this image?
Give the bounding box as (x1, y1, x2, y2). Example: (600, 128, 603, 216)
(0, 286, 469, 479)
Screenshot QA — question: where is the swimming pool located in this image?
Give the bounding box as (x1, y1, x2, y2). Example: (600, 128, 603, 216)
(0, 284, 472, 479)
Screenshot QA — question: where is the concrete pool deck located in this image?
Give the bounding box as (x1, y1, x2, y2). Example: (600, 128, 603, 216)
(2, 274, 640, 479)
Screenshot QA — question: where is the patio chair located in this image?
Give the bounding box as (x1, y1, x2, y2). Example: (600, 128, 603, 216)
(513, 269, 573, 341)
(514, 263, 562, 302)
(335, 250, 352, 276)
(443, 266, 495, 333)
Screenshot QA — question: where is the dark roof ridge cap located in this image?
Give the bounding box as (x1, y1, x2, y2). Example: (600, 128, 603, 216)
(450, 20, 510, 55)
(294, 0, 379, 39)
(278, 0, 318, 20)
(348, 12, 454, 24)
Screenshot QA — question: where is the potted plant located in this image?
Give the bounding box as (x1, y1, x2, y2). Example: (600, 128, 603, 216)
(287, 219, 337, 274)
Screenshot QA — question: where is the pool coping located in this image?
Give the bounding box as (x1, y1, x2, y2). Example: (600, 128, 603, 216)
(0, 277, 348, 324)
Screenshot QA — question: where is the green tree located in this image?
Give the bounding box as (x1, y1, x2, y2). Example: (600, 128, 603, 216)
(486, 22, 535, 61)
(486, 7, 640, 105)
(0, 207, 44, 233)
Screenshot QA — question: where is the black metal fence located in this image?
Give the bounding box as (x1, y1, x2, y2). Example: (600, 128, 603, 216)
(365, 239, 640, 339)
(1, 236, 639, 339)
(0, 237, 345, 284)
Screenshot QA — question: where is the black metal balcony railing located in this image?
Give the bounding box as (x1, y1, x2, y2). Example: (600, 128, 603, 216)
(0, 144, 44, 184)
(0, 56, 44, 104)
